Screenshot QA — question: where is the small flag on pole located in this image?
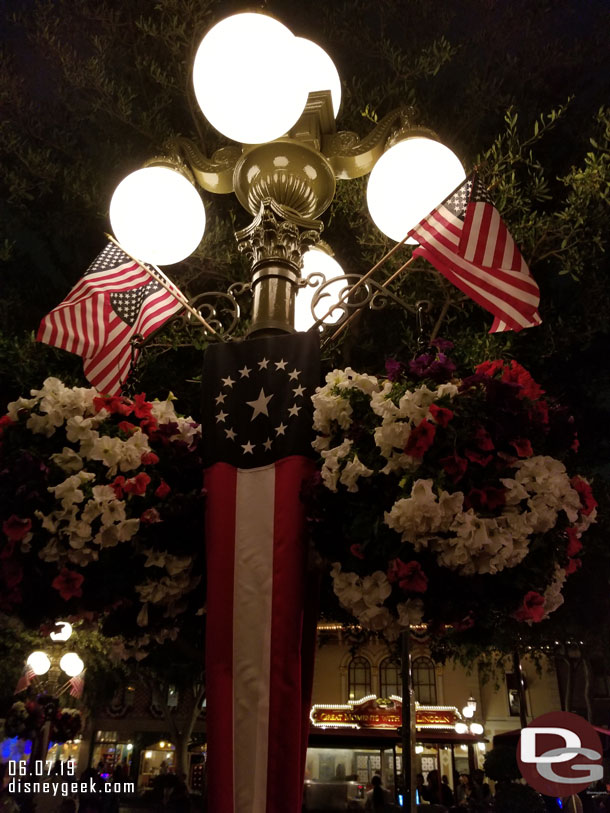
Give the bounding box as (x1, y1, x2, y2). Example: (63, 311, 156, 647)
(37, 242, 184, 395)
(408, 172, 542, 332)
(69, 673, 85, 699)
(14, 667, 35, 694)
(203, 332, 319, 813)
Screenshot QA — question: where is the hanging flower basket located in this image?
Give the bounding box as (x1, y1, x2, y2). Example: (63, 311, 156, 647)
(308, 342, 596, 642)
(0, 378, 204, 651)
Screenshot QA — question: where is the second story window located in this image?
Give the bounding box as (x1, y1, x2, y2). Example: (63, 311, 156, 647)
(379, 657, 402, 698)
(412, 657, 437, 705)
(348, 655, 371, 701)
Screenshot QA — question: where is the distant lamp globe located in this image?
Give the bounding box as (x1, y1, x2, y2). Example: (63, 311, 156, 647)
(470, 722, 484, 736)
(454, 722, 468, 735)
(462, 705, 475, 719)
(27, 651, 51, 676)
(297, 37, 342, 116)
(193, 14, 309, 144)
(50, 621, 73, 642)
(295, 248, 344, 331)
(59, 652, 84, 677)
(367, 136, 465, 243)
(110, 166, 206, 266)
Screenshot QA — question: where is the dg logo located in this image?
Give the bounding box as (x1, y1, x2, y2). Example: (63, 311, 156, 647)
(518, 711, 604, 796)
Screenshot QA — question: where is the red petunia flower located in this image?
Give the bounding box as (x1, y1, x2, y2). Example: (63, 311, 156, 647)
(467, 486, 506, 512)
(93, 395, 132, 416)
(404, 419, 436, 459)
(123, 472, 151, 496)
(3, 515, 32, 542)
(473, 426, 494, 451)
(475, 359, 505, 377)
(111, 476, 126, 499)
(566, 558, 582, 575)
(465, 448, 493, 467)
(440, 454, 468, 483)
(428, 404, 454, 427)
(565, 527, 583, 557)
(510, 437, 534, 458)
(501, 360, 545, 401)
(154, 480, 171, 499)
(530, 399, 550, 426)
(132, 393, 153, 420)
(570, 476, 597, 516)
(387, 559, 428, 593)
(52, 568, 84, 601)
(118, 421, 138, 434)
(0, 415, 15, 435)
(571, 433, 580, 452)
(513, 591, 546, 623)
(350, 543, 365, 560)
(141, 452, 160, 465)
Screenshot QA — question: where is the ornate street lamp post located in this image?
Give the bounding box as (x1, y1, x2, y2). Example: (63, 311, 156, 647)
(107, 11, 467, 811)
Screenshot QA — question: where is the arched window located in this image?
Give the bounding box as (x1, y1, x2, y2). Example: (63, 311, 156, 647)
(379, 657, 401, 698)
(412, 656, 437, 705)
(348, 655, 371, 700)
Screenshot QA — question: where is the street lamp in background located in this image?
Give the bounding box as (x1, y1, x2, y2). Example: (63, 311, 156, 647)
(107, 11, 466, 811)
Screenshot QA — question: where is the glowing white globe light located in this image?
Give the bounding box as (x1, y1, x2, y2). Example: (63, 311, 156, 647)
(297, 37, 341, 117)
(110, 167, 206, 266)
(193, 14, 309, 144)
(50, 621, 73, 642)
(415, 745, 424, 755)
(454, 722, 468, 735)
(295, 248, 345, 331)
(60, 652, 84, 677)
(470, 722, 484, 736)
(367, 137, 466, 243)
(462, 705, 475, 719)
(27, 651, 51, 676)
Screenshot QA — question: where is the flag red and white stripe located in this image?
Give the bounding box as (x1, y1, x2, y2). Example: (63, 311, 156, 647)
(69, 672, 85, 699)
(409, 173, 542, 332)
(37, 242, 183, 395)
(14, 667, 35, 694)
(203, 333, 319, 813)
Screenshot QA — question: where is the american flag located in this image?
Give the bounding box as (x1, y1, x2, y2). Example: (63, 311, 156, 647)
(14, 666, 35, 694)
(69, 672, 85, 699)
(202, 332, 319, 813)
(409, 172, 542, 332)
(37, 243, 184, 395)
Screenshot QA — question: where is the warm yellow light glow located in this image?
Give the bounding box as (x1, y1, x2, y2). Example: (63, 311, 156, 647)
(297, 38, 341, 117)
(454, 722, 468, 735)
(193, 14, 309, 144)
(462, 705, 475, 719)
(145, 751, 152, 759)
(295, 248, 344, 331)
(59, 652, 84, 677)
(27, 651, 51, 676)
(126, 744, 133, 751)
(367, 137, 465, 243)
(110, 166, 206, 266)
(159, 741, 166, 749)
(478, 742, 486, 752)
(470, 722, 484, 735)
(415, 745, 424, 754)
(50, 621, 73, 642)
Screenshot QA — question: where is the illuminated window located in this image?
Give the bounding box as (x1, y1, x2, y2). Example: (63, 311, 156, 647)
(348, 656, 371, 700)
(412, 657, 437, 705)
(379, 657, 401, 698)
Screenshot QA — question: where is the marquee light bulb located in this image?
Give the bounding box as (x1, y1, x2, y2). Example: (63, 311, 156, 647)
(367, 137, 465, 243)
(297, 37, 342, 117)
(193, 13, 309, 144)
(27, 651, 51, 676)
(110, 166, 206, 266)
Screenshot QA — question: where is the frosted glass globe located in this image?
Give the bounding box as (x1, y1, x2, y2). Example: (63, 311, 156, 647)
(50, 621, 73, 642)
(470, 722, 484, 735)
(193, 13, 309, 144)
(27, 651, 51, 676)
(110, 167, 206, 266)
(297, 37, 341, 117)
(454, 722, 468, 734)
(295, 249, 344, 331)
(367, 137, 466, 243)
(60, 652, 84, 677)
(462, 704, 475, 718)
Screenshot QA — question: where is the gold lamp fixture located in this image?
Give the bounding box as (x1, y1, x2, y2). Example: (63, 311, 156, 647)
(109, 10, 466, 336)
